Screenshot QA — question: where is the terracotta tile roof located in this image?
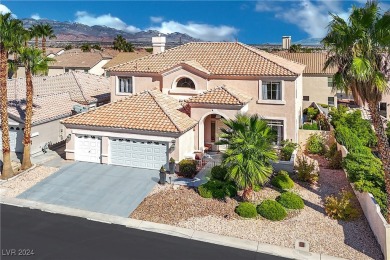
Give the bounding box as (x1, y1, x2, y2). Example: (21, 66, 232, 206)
(49, 52, 107, 69)
(103, 51, 150, 69)
(62, 89, 197, 133)
(6, 71, 110, 105)
(274, 52, 337, 75)
(186, 85, 252, 105)
(7, 92, 79, 125)
(108, 42, 305, 76)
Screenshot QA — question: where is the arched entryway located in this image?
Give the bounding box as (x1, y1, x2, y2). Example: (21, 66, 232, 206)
(198, 111, 229, 152)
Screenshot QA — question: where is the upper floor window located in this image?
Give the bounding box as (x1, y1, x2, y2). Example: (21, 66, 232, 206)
(118, 77, 133, 93)
(262, 81, 281, 100)
(177, 77, 195, 89)
(328, 77, 333, 88)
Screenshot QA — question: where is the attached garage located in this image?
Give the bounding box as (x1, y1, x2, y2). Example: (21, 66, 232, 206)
(0, 126, 24, 153)
(109, 138, 168, 170)
(74, 135, 102, 163)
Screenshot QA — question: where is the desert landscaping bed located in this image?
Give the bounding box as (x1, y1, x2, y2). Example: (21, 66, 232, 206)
(0, 166, 58, 198)
(131, 155, 383, 260)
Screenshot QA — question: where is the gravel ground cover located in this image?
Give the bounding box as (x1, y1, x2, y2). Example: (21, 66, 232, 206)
(0, 166, 58, 198)
(131, 155, 383, 260)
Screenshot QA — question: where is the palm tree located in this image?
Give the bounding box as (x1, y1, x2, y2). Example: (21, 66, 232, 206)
(0, 13, 23, 179)
(113, 35, 134, 52)
(18, 47, 54, 170)
(39, 23, 56, 56)
(80, 43, 91, 52)
(29, 24, 40, 48)
(322, 1, 390, 221)
(289, 44, 302, 53)
(216, 114, 277, 201)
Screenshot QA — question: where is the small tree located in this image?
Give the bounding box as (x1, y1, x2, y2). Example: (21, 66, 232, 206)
(306, 107, 319, 123)
(80, 43, 91, 52)
(217, 114, 277, 201)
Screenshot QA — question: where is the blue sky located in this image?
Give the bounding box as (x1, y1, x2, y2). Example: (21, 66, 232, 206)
(1, 1, 389, 43)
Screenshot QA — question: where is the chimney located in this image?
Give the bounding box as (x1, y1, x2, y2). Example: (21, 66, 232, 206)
(282, 36, 291, 50)
(152, 35, 166, 54)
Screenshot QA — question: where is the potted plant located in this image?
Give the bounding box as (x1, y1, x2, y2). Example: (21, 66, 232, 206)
(169, 157, 175, 174)
(159, 166, 166, 185)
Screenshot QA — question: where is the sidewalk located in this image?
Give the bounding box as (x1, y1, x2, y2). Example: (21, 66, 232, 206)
(0, 196, 345, 260)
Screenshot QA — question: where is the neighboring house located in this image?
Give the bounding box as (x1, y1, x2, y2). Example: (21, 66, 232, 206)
(274, 52, 339, 108)
(62, 41, 305, 170)
(102, 51, 150, 76)
(46, 50, 115, 76)
(46, 47, 65, 58)
(0, 71, 110, 155)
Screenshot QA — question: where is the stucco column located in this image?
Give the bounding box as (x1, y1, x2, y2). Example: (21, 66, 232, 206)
(101, 136, 109, 164)
(65, 131, 75, 160)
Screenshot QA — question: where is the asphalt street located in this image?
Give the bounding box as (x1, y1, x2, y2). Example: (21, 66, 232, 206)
(1, 204, 289, 260)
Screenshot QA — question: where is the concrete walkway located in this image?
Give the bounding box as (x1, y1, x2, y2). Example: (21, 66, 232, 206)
(0, 196, 345, 260)
(17, 162, 158, 217)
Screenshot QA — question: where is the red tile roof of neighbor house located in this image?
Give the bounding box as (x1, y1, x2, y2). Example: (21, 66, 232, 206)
(107, 42, 305, 77)
(7, 92, 80, 126)
(273, 52, 337, 75)
(62, 89, 198, 134)
(7, 71, 110, 105)
(102, 51, 150, 69)
(49, 51, 108, 69)
(185, 85, 252, 105)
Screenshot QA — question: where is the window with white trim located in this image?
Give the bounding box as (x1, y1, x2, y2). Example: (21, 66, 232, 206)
(262, 82, 282, 100)
(266, 119, 284, 145)
(118, 77, 133, 93)
(328, 77, 333, 88)
(328, 97, 335, 106)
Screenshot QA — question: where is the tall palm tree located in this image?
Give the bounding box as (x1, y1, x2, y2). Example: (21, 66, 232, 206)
(0, 13, 23, 179)
(217, 114, 277, 201)
(39, 23, 56, 56)
(18, 47, 54, 170)
(322, 1, 390, 221)
(29, 24, 40, 48)
(113, 35, 134, 52)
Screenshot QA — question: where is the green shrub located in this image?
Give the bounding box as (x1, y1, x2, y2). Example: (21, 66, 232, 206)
(306, 133, 326, 155)
(253, 185, 262, 192)
(198, 180, 237, 199)
(324, 190, 359, 220)
(257, 200, 287, 221)
(280, 140, 298, 161)
(306, 107, 319, 121)
(179, 159, 197, 178)
(329, 150, 343, 169)
(334, 126, 362, 152)
(316, 113, 330, 131)
(235, 202, 258, 218)
(271, 171, 294, 190)
(325, 143, 337, 159)
(302, 123, 319, 130)
(211, 165, 228, 181)
(295, 155, 319, 184)
(276, 192, 304, 209)
(318, 103, 329, 108)
(198, 185, 213, 198)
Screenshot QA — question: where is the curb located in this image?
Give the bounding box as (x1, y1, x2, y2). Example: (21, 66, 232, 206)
(0, 197, 346, 260)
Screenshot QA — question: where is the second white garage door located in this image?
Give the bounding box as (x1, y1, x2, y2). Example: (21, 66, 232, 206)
(0, 127, 24, 153)
(109, 138, 168, 170)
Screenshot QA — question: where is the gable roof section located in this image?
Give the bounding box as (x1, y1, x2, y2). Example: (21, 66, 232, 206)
(7, 71, 110, 105)
(108, 42, 305, 77)
(7, 92, 79, 125)
(186, 85, 252, 105)
(274, 52, 337, 75)
(49, 52, 106, 69)
(103, 51, 150, 69)
(62, 89, 197, 134)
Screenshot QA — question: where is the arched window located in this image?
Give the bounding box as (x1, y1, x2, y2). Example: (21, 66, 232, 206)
(177, 77, 195, 89)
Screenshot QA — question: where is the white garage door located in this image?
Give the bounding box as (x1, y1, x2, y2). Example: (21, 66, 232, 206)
(0, 126, 24, 152)
(75, 135, 101, 163)
(110, 138, 168, 170)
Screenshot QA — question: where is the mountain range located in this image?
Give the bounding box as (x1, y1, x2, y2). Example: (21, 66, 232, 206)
(21, 18, 199, 45)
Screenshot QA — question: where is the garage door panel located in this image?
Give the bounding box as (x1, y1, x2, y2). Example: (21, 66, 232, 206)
(110, 138, 167, 170)
(75, 135, 101, 163)
(0, 128, 24, 152)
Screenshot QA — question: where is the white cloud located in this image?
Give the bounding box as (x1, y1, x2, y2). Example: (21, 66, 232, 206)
(149, 21, 238, 41)
(255, 0, 353, 38)
(150, 16, 163, 23)
(75, 11, 141, 33)
(31, 14, 41, 20)
(0, 4, 15, 17)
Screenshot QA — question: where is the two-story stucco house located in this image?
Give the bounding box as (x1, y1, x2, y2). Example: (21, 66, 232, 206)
(62, 40, 305, 170)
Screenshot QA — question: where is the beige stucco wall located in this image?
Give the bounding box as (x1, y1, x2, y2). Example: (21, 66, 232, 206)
(31, 119, 66, 155)
(177, 129, 195, 161)
(110, 74, 161, 102)
(302, 76, 337, 108)
(89, 59, 110, 76)
(48, 68, 66, 76)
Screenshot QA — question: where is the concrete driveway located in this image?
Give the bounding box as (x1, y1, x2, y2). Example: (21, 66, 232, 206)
(17, 162, 158, 217)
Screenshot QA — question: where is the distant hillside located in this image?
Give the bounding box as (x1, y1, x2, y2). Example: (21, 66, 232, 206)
(21, 18, 200, 45)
